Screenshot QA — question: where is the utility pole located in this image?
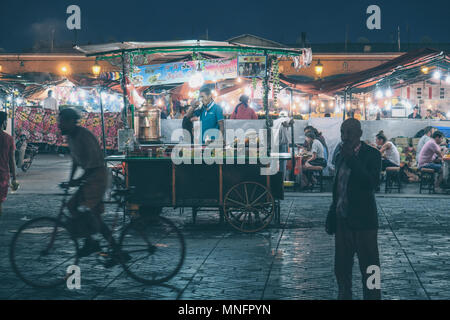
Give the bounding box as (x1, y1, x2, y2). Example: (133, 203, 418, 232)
(345, 24, 349, 52)
(406, 23, 410, 51)
(51, 29, 55, 52)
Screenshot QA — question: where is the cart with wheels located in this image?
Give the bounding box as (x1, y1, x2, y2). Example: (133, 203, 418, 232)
(105, 153, 284, 233)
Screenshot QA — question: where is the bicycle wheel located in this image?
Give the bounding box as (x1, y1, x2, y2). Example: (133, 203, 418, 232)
(10, 217, 79, 288)
(119, 216, 185, 285)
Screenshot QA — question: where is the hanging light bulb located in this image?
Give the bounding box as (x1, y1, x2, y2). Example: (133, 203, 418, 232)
(433, 69, 441, 80)
(385, 88, 393, 97)
(92, 62, 101, 77)
(375, 89, 383, 99)
(189, 72, 204, 89)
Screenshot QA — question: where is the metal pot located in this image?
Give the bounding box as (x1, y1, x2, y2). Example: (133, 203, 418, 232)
(137, 105, 161, 142)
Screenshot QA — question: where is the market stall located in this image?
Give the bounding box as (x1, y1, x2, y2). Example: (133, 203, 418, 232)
(1, 75, 125, 150)
(77, 40, 312, 231)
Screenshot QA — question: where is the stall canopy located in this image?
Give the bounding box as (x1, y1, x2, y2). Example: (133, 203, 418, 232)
(75, 40, 313, 118)
(281, 48, 450, 95)
(75, 40, 310, 60)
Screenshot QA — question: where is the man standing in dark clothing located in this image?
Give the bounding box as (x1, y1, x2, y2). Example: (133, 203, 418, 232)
(326, 118, 382, 300)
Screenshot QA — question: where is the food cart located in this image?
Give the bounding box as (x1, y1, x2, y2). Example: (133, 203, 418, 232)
(106, 149, 288, 232)
(75, 40, 311, 231)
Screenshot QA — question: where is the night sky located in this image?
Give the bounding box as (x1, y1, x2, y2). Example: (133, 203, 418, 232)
(0, 0, 449, 52)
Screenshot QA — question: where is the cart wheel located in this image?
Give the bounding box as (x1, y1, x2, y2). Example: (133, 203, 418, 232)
(21, 162, 31, 172)
(223, 181, 274, 233)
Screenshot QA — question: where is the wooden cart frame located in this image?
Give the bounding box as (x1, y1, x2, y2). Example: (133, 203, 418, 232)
(106, 156, 283, 232)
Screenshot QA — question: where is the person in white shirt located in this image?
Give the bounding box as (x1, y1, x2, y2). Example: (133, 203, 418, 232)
(42, 90, 58, 112)
(375, 131, 400, 171)
(273, 111, 293, 180)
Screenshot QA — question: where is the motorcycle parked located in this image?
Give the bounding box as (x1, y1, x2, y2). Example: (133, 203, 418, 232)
(15, 134, 39, 172)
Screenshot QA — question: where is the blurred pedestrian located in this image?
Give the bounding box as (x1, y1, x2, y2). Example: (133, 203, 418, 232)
(0, 111, 17, 217)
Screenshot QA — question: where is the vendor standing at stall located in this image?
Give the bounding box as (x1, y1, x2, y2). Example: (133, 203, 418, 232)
(186, 86, 225, 144)
(230, 95, 258, 120)
(42, 90, 59, 112)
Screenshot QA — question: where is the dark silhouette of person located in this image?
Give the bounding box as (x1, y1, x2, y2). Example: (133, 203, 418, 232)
(326, 118, 382, 300)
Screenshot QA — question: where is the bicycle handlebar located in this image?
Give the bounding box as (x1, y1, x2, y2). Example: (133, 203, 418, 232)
(59, 182, 71, 190)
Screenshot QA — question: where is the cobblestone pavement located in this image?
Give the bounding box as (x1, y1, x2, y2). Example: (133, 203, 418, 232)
(0, 155, 449, 300)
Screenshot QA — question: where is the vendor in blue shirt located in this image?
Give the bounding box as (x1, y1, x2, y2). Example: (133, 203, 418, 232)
(186, 86, 225, 144)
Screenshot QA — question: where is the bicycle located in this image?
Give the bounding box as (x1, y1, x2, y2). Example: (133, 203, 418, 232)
(9, 182, 186, 288)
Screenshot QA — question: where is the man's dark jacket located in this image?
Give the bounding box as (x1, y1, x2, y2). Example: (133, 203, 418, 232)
(329, 141, 382, 230)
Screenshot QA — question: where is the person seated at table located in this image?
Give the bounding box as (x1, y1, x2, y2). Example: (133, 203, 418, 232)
(302, 131, 327, 188)
(417, 126, 436, 158)
(408, 106, 422, 119)
(375, 131, 400, 171)
(230, 95, 258, 120)
(424, 109, 434, 120)
(304, 126, 329, 162)
(418, 131, 445, 190)
(418, 131, 445, 171)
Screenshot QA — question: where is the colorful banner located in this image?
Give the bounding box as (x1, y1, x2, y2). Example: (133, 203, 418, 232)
(131, 58, 238, 87)
(14, 107, 123, 150)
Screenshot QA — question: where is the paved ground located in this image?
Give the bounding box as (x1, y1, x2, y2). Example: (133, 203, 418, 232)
(0, 154, 449, 300)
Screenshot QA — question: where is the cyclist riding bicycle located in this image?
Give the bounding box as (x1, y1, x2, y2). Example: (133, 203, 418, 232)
(58, 108, 127, 266)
